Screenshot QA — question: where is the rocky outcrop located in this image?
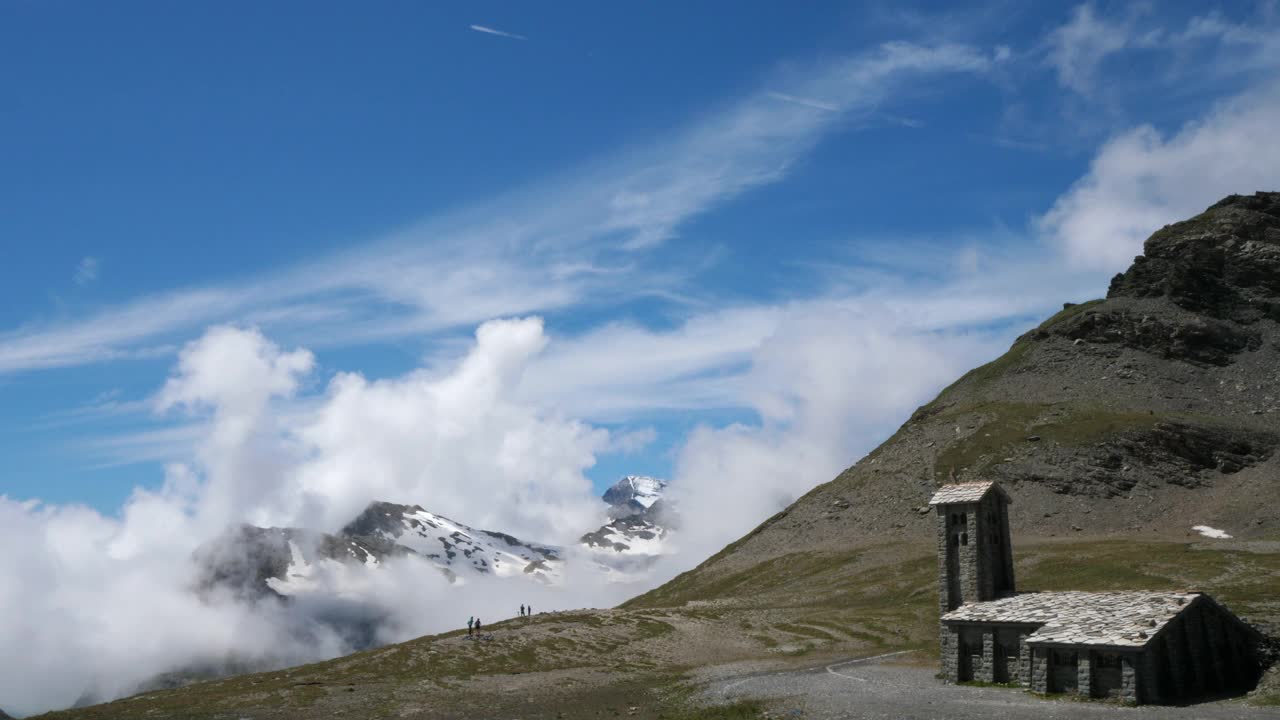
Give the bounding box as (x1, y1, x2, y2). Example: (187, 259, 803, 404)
(1109, 192, 1280, 324)
(990, 422, 1278, 499)
(193, 524, 401, 601)
(1039, 304, 1262, 366)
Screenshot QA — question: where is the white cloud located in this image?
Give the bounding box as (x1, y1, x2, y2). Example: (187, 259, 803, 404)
(1045, 3, 1133, 95)
(661, 306, 1005, 566)
(766, 92, 840, 112)
(282, 318, 608, 539)
(0, 320, 621, 715)
(0, 41, 992, 376)
(74, 256, 99, 286)
(158, 326, 315, 419)
(469, 24, 526, 40)
(1044, 4, 1280, 97)
(608, 427, 657, 455)
(0, 236, 1102, 714)
(1039, 84, 1280, 270)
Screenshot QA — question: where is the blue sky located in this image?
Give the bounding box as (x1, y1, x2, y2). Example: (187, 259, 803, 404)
(3, 1, 1280, 521)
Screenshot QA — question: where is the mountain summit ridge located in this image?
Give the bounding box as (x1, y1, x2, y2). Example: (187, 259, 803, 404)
(650, 192, 1280, 594)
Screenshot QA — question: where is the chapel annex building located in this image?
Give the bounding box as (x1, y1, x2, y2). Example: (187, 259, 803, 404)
(931, 481, 1264, 704)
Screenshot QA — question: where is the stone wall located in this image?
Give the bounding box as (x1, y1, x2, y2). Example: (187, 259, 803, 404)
(1030, 648, 1049, 693)
(1076, 652, 1093, 697)
(1119, 655, 1135, 702)
(940, 624, 960, 682)
(935, 506, 951, 617)
(977, 629, 995, 682)
(1018, 631, 1032, 686)
(935, 501, 989, 613)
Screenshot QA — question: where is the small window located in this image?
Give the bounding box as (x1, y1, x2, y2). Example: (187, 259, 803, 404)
(1096, 653, 1122, 669)
(961, 532, 968, 546)
(960, 512, 967, 524)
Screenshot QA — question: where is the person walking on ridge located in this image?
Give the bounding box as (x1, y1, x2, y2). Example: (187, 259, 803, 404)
(467, 616, 474, 637)
(474, 617, 482, 636)
(520, 604, 525, 617)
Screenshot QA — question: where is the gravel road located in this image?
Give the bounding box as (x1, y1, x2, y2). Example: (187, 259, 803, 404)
(701, 652, 1280, 719)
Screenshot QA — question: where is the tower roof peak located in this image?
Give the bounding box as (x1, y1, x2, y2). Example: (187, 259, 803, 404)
(928, 480, 1011, 506)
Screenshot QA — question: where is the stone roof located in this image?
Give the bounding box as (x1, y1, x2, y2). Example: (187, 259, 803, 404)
(941, 591, 1202, 648)
(928, 481, 1010, 506)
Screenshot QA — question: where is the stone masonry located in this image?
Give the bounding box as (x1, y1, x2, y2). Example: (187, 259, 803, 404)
(930, 480, 1265, 704)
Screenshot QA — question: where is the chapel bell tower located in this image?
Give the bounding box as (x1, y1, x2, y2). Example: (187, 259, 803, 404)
(928, 481, 1015, 613)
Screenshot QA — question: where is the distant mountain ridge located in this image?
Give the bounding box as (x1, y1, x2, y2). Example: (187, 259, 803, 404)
(197, 475, 673, 602)
(580, 475, 674, 563)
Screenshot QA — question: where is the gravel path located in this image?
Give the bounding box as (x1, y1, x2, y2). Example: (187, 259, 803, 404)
(701, 652, 1280, 719)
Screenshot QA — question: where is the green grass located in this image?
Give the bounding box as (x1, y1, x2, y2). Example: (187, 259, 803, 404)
(913, 298, 1104, 421)
(1018, 540, 1280, 627)
(621, 537, 1279, 668)
(626, 548, 864, 608)
(659, 700, 768, 719)
(38, 532, 1280, 719)
(773, 623, 836, 641)
(930, 401, 1162, 481)
(1251, 690, 1280, 706)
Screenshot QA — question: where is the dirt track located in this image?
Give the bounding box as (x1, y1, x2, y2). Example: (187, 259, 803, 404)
(699, 652, 1280, 720)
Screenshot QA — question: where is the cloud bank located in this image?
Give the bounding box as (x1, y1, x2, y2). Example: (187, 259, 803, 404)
(1041, 84, 1280, 270)
(1, 253, 1065, 714)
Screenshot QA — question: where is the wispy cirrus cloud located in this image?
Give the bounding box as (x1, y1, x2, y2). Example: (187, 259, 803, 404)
(0, 42, 995, 376)
(73, 256, 99, 286)
(1043, 3, 1280, 96)
(469, 24, 526, 40)
(766, 92, 839, 112)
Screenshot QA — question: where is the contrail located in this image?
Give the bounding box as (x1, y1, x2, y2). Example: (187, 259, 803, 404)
(469, 24, 527, 40)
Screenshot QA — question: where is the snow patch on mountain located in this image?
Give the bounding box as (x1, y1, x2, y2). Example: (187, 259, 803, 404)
(341, 502, 563, 583)
(580, 476, 675, 577)
(602, 475, 667, 515)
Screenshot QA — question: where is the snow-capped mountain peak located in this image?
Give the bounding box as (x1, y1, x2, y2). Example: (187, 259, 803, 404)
(341, 501, 562, 582)
(601, 475, 667, 515)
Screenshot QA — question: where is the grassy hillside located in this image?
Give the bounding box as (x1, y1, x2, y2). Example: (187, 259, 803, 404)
(38, 536, 1280, 719)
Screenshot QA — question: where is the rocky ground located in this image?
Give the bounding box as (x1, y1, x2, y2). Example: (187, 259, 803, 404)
(701, 652, 1280, 720)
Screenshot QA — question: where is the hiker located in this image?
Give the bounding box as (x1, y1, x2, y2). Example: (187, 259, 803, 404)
(527, 604, 532, 616)
(475, 617, 482, 636)
(467, 616, 474, 637)
(519, 604, 525, 617)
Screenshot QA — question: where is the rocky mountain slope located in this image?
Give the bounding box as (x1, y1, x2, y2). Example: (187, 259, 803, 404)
(649, 192, 1280, 590)
(339, 501, 564, 581)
